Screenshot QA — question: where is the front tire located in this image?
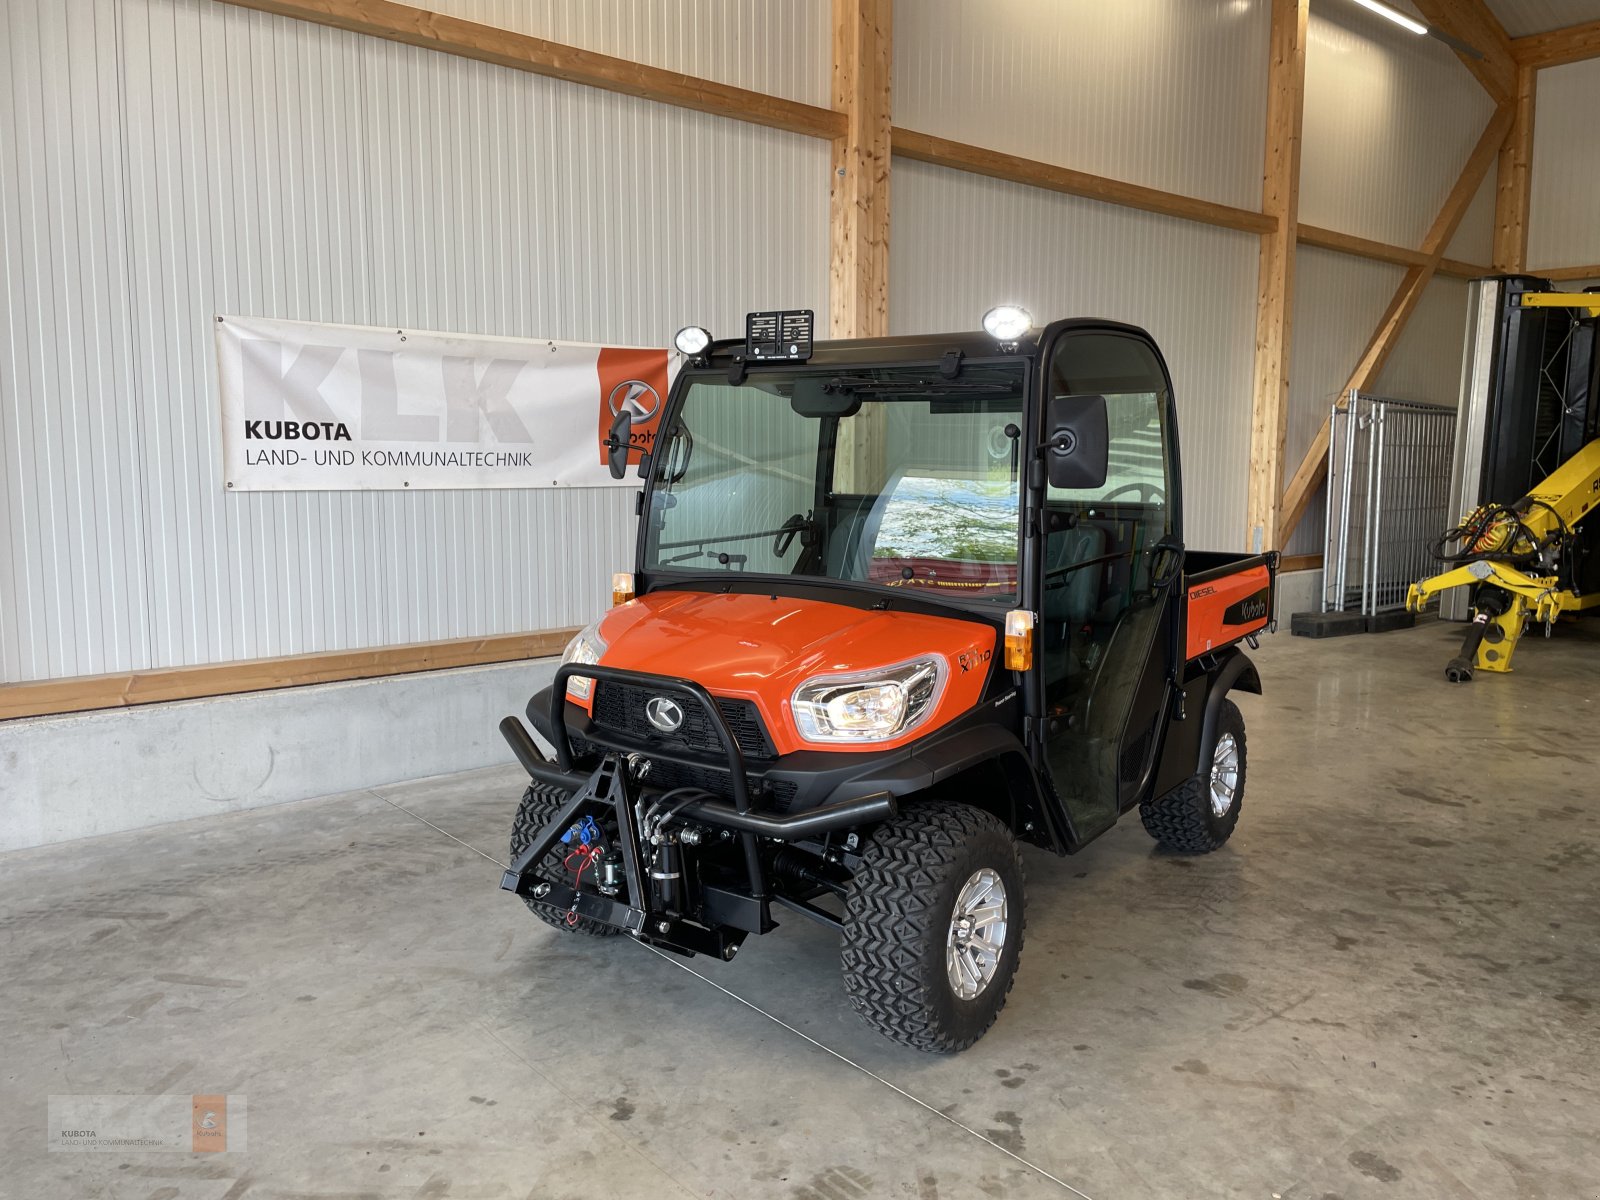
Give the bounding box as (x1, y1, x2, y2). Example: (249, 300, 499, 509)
(841, 801, 1026, 1052)
(1139, 697, 1247, 853)
(509, 784, 621, 937)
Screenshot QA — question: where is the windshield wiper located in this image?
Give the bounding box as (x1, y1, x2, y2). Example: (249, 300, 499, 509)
(657, 527, 796, 567)
(824, 375, 1014, 396)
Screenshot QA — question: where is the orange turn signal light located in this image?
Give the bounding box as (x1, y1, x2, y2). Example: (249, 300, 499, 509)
(612, 572, 636, 607)
(1003, 609, 1034, 671)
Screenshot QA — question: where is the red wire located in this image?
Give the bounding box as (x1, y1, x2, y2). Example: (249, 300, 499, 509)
(562, 843, 603, 926)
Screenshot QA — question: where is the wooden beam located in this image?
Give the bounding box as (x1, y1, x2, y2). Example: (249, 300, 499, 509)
(1297, 224, 1429, 269)
(1438, 256, 1494, 280)
(1278, 552, 1324, 573)
(1411, 0, 1517, 104)
(213, 0, 844, 139)
(889, 129, 1275, 236)
(1512, 18, 1600, 70)
(1296, 225, 1491, 278)
(1280, 106, 1512, 544)
(830, 0, 893, 339)
(1246, 0, 1310, 553)
(0, 629, 579, 721)
(1533, 264, 1600, 282)
(1493, 64, 1537, 273)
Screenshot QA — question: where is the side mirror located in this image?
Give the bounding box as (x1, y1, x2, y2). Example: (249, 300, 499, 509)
(606, 409, 633, 480)
(1044, 394, 1108, 490)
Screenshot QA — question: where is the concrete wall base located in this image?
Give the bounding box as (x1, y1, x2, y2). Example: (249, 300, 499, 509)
(0, 659, 556, 853)
(1274, 568, 1323, 625)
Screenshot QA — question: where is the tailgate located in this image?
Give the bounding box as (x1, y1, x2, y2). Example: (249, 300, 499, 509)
(1184, 551, 1277, 660)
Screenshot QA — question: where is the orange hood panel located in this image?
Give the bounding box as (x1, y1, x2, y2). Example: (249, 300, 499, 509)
(595, 590, 999, 755)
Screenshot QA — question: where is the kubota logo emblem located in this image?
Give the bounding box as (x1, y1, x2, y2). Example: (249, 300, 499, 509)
(608, 379, 661, 421)
(645, 696, 684, 733)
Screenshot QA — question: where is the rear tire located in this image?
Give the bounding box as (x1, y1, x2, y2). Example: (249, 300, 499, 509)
(841, 801, 1025, 1053)
(1139, 698, 1246, 853)
(509, 784, 621, 937)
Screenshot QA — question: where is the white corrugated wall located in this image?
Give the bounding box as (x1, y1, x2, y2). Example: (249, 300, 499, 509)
(0, 0, 829, 683)
(422, 0, 830, 105)
(1528, 57, 1600, 271)
(891, 0, 1270, 552)
(889, 163, 1258, 553)
(1284, 6, 1495, 554)
(1, 0, 1524, 686)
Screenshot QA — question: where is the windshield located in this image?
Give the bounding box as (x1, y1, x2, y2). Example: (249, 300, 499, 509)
(643, 362, 1028, 604)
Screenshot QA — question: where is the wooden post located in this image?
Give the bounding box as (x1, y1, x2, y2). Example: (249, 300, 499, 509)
(829, 0, 893, 339)
(1493, 64, 1537, 273)
(1246, 0, 1309, 552)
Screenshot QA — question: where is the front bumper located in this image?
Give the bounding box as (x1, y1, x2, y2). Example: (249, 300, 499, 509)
(524, 683, 948, 818)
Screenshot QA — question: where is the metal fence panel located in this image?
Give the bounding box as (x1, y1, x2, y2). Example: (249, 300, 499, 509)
(1322, 391, 1457, 616)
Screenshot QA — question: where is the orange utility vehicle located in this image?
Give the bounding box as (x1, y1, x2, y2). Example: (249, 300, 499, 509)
(499, 308, 1276, 1051)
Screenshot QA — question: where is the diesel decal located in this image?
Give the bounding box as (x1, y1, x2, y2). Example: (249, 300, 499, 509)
(1222, 590, 1270, 626)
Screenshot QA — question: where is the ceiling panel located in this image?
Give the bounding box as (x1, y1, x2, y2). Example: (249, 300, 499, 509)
(1482, 0, 1600, 37)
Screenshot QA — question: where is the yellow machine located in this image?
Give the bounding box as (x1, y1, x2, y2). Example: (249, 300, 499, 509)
(1406, 435, 1600, 680)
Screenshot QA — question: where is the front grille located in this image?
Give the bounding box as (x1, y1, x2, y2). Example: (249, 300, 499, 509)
(590, 682, 777, 761)
(568, 735, 798, 812)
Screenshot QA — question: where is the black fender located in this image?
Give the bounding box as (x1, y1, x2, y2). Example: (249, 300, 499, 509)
(1197, 648, 1260, 775)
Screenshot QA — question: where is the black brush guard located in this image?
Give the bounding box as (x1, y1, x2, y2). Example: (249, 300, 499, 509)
(498, 663, 896, 956)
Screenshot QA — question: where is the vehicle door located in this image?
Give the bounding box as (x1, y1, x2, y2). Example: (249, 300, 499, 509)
(1037, 329, 1183, 839)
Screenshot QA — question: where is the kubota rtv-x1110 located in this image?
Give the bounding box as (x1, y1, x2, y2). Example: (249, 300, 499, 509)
(498, 307, 1275, 1051)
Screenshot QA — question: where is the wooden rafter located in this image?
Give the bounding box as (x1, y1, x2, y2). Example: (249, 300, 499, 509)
(1246, 0, 1310, 553)
(830, 0, 893, 339)
(1512, 18, 1600, 70)
(1279, 105, 1513, 544)
(1411, 0, 1518, 104)
(213, 0, 845, 138)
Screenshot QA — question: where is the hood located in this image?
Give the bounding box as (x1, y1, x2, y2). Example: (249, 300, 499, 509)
(594, 590, 999, 755)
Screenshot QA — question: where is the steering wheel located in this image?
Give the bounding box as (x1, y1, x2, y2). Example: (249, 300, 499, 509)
(1100, 482, 1162, 504)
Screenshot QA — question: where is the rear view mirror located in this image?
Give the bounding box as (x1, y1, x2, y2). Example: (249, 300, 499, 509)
(789, 377, 862, 419)
(606, 409, 633, 480)
(1045, 394, 1108, 490)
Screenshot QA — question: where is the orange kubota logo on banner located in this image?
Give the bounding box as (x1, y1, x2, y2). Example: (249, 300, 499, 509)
(595, 348, 671, 469)
(191, 1094, 228, 1153)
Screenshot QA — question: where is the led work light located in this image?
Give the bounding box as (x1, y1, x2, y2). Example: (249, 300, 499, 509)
(983, 305, 1033, 343)
(674, 326, 713, 357)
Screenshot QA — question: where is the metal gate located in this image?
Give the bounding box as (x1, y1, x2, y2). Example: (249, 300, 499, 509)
(1322, 391, 1458, 616)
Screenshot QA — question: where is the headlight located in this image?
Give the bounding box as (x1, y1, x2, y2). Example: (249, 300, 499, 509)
(561, 620, 607, 701)
(791, 657, 945, 744)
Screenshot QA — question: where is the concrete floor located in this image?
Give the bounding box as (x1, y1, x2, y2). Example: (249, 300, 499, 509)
(3, 621, 1598, 1200)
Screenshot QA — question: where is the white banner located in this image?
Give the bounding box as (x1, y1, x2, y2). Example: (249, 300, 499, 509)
(216, 315, 677, 490)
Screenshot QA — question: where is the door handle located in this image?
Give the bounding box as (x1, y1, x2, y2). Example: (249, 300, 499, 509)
(1149, 539, 1185, 591)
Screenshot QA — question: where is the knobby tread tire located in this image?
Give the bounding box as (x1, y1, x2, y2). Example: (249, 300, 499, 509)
(1139, 698, 1246, 854)
(509, 784, 621, 937)
(841, 801, 1025, 1053)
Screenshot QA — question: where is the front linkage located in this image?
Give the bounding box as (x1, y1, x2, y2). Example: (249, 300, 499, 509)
(498, 663, 894, 960)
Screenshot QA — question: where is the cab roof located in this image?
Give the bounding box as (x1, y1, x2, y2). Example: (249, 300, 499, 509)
(700, 328, 1047, 368)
